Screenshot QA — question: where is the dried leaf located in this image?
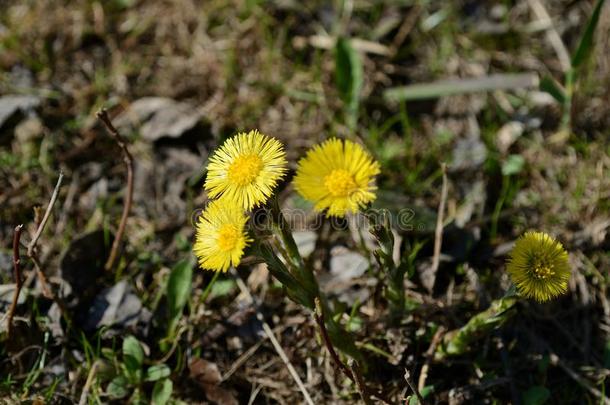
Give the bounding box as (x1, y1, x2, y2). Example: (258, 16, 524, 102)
(83, 280, 151, 332)
(189, 358, 238, 405)
(114, 97, 203, 142)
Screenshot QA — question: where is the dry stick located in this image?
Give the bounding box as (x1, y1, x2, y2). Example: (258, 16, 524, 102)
(527, 0, 571, 72)
(230, 268, 315, 405)
(417, 326, 445, 392)
(27, 172, 64, 257)
(430, 163, 448, 289)
(29, 256, 52, 299)
(301, 35, 392, 56)
(313, 298, 392, 405)
(221, 324, 288, 382)
(78, 361, 99, 405)
(391, 5, 421, 55)
(7, 225, 24, 340)
(96, 109, 134, 272)
(404, 369, 425, 405)
(222, 336, 267, 382)
(27, 172, 64, 297)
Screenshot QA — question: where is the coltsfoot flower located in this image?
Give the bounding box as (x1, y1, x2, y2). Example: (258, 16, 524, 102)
(193, 200, 252, 272)
(506, 231, 571, 302)
(293, 138, 380, 217)
(205, 130, 287, 210)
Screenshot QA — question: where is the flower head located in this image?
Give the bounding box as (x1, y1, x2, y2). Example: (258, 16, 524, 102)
(205, 130, 287, 210)
(506, 231, 571, 302)
(293, 138, 380, 217)
(194, 200, 252, 272)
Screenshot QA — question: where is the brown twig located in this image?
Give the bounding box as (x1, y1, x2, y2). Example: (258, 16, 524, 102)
(348, 360, 373, 405)
(17, 172, 73, 327)
(417, 326, 446, 392)
(404, 369, 425, 404)
(313, 298, 392, 404)
(7, 225, 24, 340)
(430, 163, 448, 290)
(26, 172, 64, 298)
(221, 326, 282, 382)
(78, 361, 99, 405)
(96, 109, 134, 272)
(391, 5, 422, 55)
(29, 255, 52, 298)
(527, 0, 571, 72)
(27, 172, 63, 257)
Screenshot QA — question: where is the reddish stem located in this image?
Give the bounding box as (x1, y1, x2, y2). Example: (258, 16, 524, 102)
(96, 109, 134, 272)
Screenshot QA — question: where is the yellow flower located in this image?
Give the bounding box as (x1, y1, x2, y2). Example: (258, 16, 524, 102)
(293, 138, 380, 217)
(193, 200, 252, 272)
(506, 231, 571, 302)
(205, 130, 287, 210)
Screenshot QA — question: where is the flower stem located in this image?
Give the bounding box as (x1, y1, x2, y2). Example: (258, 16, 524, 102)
(264, 199, 365, 362)
(435, 292, 518, 360)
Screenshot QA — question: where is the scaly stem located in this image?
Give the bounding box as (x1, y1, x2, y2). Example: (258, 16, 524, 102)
(435, 288, 518, 360)
(268, 198, 318, 298)
(265, 200, 365, 362)
(315, 298, 392, 404)
(370, 210, 406, 320)
(269, 198, 304, 268)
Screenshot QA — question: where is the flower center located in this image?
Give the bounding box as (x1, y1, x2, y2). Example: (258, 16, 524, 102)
(533, 263, 554, 280)
(228, 154, 263, 186)
(324, 169, 357, 198)
(217, 224, 240, 251)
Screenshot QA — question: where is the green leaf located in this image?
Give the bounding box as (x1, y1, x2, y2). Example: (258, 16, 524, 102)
(152, 379, 173, 405)
(335, 37, 363, 118)
(144, 364, 171, 382)
(523, 385, 550, 405)
(571, 0, 606, 68)
(408, 385, 434, 404)
(502, 154, 525, 176)
(167, 259, 193, 333)
(539, 75, 566, 104)
(346, 315, 364, 332)
(123, 336, 144, 378)
(101, 348, 115, 361)
(107, 375, 129, 399)
(210, 279, 236, 298)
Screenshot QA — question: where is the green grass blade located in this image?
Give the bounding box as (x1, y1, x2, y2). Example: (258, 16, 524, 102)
(571, 0, 607, 68)
(166, 259, 194, 335)
(539, 75, 566, 104)
(335, 37, 363, 125)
